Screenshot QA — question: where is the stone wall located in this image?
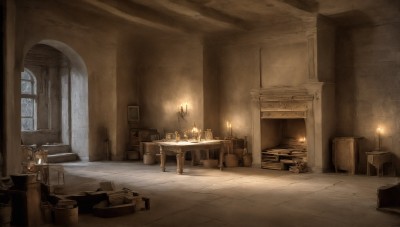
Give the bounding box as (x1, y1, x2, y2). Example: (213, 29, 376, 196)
(336, 22, 400, 173)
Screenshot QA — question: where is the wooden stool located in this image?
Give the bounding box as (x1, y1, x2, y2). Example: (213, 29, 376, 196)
(366, 151, 394, 177)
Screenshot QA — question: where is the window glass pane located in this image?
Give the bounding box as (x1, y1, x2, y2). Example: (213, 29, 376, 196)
(21, 80, 32, 94)
(21, 118, 33, 131)
(21, 98, 34, 117)
(21, 71, 30, 80)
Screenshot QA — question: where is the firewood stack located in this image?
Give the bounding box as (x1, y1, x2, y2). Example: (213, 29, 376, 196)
(261, 137, 307, 172)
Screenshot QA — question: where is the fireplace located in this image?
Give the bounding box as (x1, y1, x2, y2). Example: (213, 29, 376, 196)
(261, 119, 307, 171)
(250, 84, 335, 173)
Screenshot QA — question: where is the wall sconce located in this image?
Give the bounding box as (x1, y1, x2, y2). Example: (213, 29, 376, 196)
(178, 103, 188, 119)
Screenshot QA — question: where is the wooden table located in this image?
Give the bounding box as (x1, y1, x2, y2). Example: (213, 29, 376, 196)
(154, 140, 227, 174)
(366, 151, 393, 176)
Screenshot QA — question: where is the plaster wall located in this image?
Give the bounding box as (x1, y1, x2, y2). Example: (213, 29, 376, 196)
(137, 36, 204, 136)
(218, 44, 259, 144)
(261, 42, 308, 87)
(60, 58, 71, 145)
(203, 43, 221, 137)
(115, 35, 140, 160)
(336, 22, 400, 173)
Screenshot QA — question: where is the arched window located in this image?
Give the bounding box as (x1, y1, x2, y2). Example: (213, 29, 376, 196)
(21, 69, 37, 131)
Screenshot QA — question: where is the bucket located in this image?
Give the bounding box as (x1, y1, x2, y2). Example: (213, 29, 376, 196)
(0, 204, 11, 227)
(54, 207, 78, 225)
(143, 153, 155, 165)
(224, 154, 238, 167)
(243, 153, 253, 167)
(41, 202, 52, 224)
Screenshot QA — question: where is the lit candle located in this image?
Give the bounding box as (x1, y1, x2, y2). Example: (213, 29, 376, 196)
(226, 121, 230, 138)
(376, 127, 383, 150)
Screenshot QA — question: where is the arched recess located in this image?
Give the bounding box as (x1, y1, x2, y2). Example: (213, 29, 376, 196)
(35, 40, 89, 160)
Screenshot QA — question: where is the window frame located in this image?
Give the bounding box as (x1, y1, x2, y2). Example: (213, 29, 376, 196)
(21, 69, 37, 131)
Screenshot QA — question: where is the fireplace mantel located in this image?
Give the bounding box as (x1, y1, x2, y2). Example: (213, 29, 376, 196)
(250, 83, 335, 173)
(251, 87, 314, 119)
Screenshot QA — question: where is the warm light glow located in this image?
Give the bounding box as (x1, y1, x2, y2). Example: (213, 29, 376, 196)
(298, 137, 306, 143)
(38, 158, 42, 165)
(376, 127, 384, 134)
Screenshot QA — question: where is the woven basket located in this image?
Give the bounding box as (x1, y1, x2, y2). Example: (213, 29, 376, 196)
(203, 159, 218, 168)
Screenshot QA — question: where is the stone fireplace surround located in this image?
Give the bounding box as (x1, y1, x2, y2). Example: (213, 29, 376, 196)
(251, 83, 335, 172)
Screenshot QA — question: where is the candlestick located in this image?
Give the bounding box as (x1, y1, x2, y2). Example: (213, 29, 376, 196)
(376, 127, 383, 151)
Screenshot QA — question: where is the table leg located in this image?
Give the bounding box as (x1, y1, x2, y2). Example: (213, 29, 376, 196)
(191, 151, 195, 166)
(391, 162, 396, 176)
(219, 145, 225, 171)
(159, 146, 166, 172)
(377, 165, 381, 177)
(182, 151, 186, 172)
(176, 149, 184, 174)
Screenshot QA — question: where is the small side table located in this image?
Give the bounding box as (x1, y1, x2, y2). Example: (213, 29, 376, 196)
(366, 151, 393, 177)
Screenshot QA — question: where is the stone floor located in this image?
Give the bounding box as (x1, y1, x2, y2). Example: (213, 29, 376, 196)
(46, 161, 400, 227)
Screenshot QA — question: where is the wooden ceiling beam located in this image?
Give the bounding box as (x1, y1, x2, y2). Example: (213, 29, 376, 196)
(81, 0, 184, 33)
(266, 0, 318, 17)
(165, 0, 248, 30)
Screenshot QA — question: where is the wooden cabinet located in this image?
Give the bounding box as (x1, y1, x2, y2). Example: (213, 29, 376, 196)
(333, 137, 361, 174)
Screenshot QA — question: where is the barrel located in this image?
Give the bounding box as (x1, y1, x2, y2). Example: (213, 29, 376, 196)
(143, 153, 155, 165)
(243, 153, 253, 167)
(224, 154, 238, 167)
(54, 207, 78, 225)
